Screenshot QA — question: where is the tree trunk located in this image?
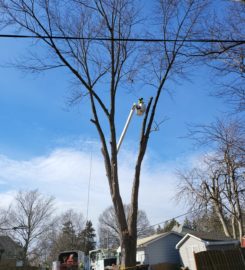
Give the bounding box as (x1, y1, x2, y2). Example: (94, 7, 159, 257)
(214, 203, 231, 237)
(226, 152, 244, 240)
(23, 245, 28, 266)
(120, 233, 137, 269)
(237, 219, 243, 240)
(231, 215, 237, 239)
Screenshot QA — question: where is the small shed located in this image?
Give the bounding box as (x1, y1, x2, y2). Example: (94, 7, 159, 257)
(176, 232, 240, 270)
(136, 232, 183, 267)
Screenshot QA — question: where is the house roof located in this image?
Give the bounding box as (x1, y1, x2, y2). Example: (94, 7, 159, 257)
(176, 232, 240, 249)
(186, 231, 234, 242)
(137, 232, 182, 248)
(0, 235, 22, 251)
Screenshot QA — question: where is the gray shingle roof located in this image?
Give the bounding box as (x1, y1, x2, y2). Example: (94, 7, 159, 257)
(176, 232, 240, 249)
(188, 231, 234, 241)
(137, 232, 182, 247)
(137, 233, 168, 247)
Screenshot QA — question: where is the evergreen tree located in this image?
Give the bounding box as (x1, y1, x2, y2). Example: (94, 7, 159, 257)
(60, 220, 77, 250)
(156, 225, 162, 234)
(183, 217, 193, 229)
(47, 210, 85, 263)
(191, 210, 225, 235)
(78, 220, 96, 255)
(161, 219, 179, 233)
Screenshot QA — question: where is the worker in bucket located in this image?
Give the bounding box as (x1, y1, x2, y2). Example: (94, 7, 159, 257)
(136, 98, 146, 115)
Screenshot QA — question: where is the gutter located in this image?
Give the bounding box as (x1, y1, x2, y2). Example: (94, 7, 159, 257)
(203, 240, 240, 246)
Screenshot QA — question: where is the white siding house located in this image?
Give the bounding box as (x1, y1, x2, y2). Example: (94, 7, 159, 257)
(136, 232, 183, 266)
(176, 232, 240, 270)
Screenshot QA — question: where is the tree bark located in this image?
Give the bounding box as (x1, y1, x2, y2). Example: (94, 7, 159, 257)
(214, 203, 231, 237)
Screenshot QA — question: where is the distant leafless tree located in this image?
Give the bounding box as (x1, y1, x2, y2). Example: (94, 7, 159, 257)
(59, 209, 85, 234)
(177, 119, 245, 239)
(7, 190, 55, 266)
(0, 208, 9, 230)
(177, 162, 233, 237)
(44, 209, 85, 263)
(98, 205, 154, 249)
(22, 209, 85, 266)
(187, 208, 226, 235)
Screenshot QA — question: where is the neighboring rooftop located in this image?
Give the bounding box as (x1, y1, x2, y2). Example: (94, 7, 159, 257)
(0, 235, 22, 251)
(172, 224, 235, 242)
(176, 232, 240, 249)
(187, 231, 234, 242)
(137, 231, 182, 248)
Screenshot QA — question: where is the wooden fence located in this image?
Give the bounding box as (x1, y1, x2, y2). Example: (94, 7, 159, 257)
(0, 267, 39, 270)
(194, 249, 245, 270)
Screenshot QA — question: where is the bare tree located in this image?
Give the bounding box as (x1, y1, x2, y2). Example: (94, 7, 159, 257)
(177, 119, 245, 239)
(199, 1, 245, 112)
(7, 190, 55, 266)
(0, 0, 213, 267)
(177, 163, 233, 237)
(44, 209, 85, 263)
(0, 208, 9, 230)
(20, 209, 85, 266)
(187, 208, 226, 235)
(59, 209, 85, 235)
(98, 205, 154, 249)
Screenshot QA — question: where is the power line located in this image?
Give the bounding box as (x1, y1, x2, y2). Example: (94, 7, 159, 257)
(0, 34, 244, 44)
(149, 207, 207, 229)
(147, 190, 245, 230)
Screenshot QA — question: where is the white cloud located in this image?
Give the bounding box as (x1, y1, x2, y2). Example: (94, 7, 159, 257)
(0, 144, 197, 230)
(0, 190, 17, 209)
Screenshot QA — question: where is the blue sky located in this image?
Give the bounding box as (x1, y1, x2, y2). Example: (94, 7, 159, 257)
(0, 0, 239, 233)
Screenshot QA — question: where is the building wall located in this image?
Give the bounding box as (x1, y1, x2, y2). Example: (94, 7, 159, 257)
(178, 237, 206, 270)
(139, 234, 182, 266)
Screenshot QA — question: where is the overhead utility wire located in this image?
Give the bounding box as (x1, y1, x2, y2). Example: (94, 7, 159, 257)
(148, 188, 245, 230)
(148, 207, 207, 229)
(0, 34, 245, 43)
